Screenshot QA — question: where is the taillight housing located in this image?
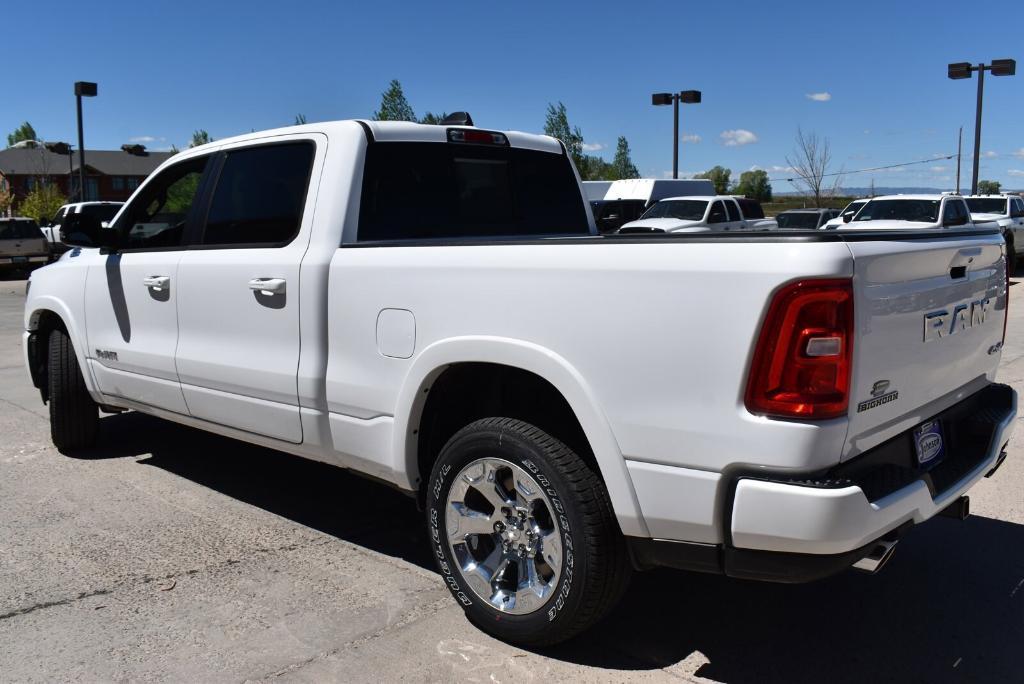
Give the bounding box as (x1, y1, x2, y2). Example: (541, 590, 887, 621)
(745, 278, 854, 420)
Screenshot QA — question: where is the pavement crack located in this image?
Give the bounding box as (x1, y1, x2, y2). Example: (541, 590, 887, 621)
(0, 588, 112, 621)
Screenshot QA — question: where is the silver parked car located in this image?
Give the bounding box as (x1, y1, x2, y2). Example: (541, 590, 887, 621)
(0, 217, 50, 276)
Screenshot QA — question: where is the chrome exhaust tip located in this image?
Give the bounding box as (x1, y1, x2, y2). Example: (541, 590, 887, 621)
(852, 539, 898, 574)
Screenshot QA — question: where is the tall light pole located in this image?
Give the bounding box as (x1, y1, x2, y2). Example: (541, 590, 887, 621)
(948, 60, 1015, 195)
(652, 90, 701, 179)
(74, 81, 97, 201)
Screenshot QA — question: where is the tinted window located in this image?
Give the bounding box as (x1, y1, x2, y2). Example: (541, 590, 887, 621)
(724, 200, 740, 221)
(707, 201, 727, 223)
(119, 156, 209, 249)
(0, 220, 42, 239)
(965, 198, 1008, 214)
(736, 198, 765, 219)
(776, 212, 822, 229)
(202, 143, 314, 247)
(943, 200, 967, 224)
(640, 200, 708, 221)
(1014, 199, 1024, 217)
(358, 142, 590, 241)
(80, 204, 122, 223)
(854, 199, 940, 223)
(593, 199, 645, 233)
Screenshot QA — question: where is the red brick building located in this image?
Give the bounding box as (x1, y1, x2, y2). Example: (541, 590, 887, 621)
(0, 145, 173, 213)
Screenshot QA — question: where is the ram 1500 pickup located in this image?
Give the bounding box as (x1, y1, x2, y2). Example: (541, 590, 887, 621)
(619, 194, 776, 232)
(24, 119, 1016, 646)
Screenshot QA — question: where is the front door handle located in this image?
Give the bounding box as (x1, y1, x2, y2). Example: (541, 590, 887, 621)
(143, 275, 170, 290)
(249, 278, 286, 295)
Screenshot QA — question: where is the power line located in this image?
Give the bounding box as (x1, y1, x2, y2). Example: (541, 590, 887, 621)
(769, 154, 957, 183)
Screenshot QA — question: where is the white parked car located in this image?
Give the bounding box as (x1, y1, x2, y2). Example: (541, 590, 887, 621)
(619, 195, 776, 232)
(23, 119, 1016, 646)
(966, 194, 1024, 269)
(844, 194, 996, 231)
(1, 217, 50, 274)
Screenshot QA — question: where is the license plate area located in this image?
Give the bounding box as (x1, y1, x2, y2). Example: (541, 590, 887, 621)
(913, 420, 945, 469)
(11, 256, 27, 263)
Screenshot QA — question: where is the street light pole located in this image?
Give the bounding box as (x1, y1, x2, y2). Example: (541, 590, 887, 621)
(971, 64, 984, 196)
(73, 81, 97, 202)
(956, 126, 962, 194)
(948, 59, 1015, 195)
(652, 90, 701, 179)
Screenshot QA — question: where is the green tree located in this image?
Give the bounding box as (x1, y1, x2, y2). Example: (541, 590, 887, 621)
(419, 112, 450, 125)
(374, 80, 417, 122)
(734, 169, 772, 202)
(543, 102, 585, 173)
(294, 113, 307, 125)
(7, 122, 38, 148)
(694, 166, 732, 194)
(978, 180, 1002, 194)
(611, 136, 639, 180)
(18, 183, 66, 223)
(189, 130, 212, 148)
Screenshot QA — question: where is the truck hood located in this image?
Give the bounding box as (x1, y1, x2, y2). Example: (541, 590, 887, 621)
(844, 220, 941, 231)
(618, 218, 710, 233)
(971, 213, 1011, 227)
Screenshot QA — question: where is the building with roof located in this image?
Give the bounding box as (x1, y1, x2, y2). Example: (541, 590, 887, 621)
(0, 144, 173, 213)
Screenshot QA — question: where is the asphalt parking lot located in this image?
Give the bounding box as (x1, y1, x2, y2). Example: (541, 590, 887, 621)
(2, 269, 1024, 683)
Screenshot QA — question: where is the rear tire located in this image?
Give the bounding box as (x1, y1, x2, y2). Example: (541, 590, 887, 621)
(47, 328, 98, 454)
(426, 418, 631, 646)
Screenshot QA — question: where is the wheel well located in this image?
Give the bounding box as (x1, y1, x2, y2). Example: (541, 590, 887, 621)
(27, 310, 67, 402)
(416, 363, 597, 492)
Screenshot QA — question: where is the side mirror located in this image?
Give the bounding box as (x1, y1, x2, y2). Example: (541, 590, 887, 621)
(61, 212, 118, 249)
(842, 212, 853, 223)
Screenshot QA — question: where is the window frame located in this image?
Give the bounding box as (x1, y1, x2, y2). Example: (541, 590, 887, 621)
(188, 139, 317, 251)
(724, 199, 741, 222)
(112, 153, 218, 254)
(707, 201, 727, 224)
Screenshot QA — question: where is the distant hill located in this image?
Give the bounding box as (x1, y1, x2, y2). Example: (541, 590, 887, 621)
(776, 186, 947, 197)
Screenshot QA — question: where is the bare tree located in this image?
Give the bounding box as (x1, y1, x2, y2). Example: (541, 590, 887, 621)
(785, 128, 843, 206)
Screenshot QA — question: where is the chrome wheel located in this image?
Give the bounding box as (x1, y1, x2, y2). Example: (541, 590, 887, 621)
(445, 457, 563, 615)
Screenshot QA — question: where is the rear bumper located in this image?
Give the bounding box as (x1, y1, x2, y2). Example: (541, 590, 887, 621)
(629, 383, 1016, 582)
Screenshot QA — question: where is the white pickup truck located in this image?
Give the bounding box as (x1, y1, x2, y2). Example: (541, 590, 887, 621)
(966, 194, 1024, 271)
(618, 194, 777, 232)
(24, 120, 1016, 646)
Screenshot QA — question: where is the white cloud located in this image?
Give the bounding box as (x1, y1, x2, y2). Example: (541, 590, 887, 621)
(1008, 169, 1024, 177)
(581, 142, 605, 152)
(983, 150, 998, 158)
(763, 164, 795, 173)
(1013, 148, 1024, 159)
(930, 165, 948, 173)
(129, 135, 165, 144)
(806, 92, 832, 102)
(681, 134, 701, 144)
(720, 129, 758, 147)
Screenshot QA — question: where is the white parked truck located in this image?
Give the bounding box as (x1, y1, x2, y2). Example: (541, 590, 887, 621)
(966, 194, 1024, 271)
(619, 195, 777, 232)
(24, 119, 1016, 646)
(591, 178, 715, 233)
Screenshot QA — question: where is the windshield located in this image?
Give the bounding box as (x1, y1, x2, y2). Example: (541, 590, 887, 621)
(853, 199, 940, 223)
(80, 204, 123, 222)
(841, 200, 867, 215)
(776, 212, 821, 229)
(0, 220, 43, 240)
(640, 200, 708, 221)
(965, 198, 1007, 215)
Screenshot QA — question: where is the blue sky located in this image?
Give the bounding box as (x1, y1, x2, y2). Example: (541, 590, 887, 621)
(4, 0, 1023, 190)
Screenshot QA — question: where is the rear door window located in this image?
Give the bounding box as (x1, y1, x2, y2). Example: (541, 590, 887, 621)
(200, 142, 315, 247)
(724, 200, 740, 222)
(357, 141, 590, 241)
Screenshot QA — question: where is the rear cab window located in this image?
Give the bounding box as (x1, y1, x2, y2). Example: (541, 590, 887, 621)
(356, 140, 590, 242)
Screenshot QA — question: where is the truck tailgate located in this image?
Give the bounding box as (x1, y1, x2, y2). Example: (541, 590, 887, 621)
(843, 233, 1007, 459)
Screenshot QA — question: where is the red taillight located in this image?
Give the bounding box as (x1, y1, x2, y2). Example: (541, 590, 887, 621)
(745, 278, 854, 420)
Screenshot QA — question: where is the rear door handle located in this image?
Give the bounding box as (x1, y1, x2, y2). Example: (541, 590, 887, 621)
(142, 275, 170, 289)
(249, 278, 286, 294)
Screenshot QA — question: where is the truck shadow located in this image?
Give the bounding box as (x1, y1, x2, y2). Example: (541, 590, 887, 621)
(89, 411, 1023, 682)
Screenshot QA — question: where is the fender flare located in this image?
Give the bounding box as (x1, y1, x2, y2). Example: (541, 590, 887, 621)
(26, 296, 100, 399)
(392, 335, 649, 537)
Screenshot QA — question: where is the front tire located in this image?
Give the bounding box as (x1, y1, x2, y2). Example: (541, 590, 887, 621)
(426, 418, 630, 646)
(47, 328, 99, 454)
